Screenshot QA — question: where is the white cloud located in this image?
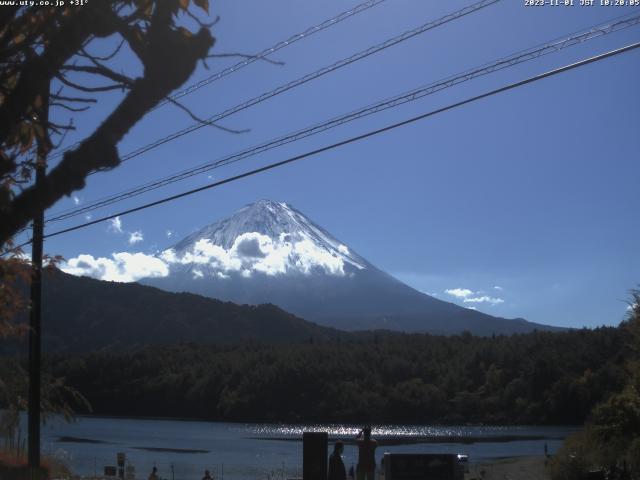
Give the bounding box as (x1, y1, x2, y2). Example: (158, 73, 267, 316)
(62, 252, 169, 282)
(73, 195, 81, 206)
(466, 306, 478, 310)
(338, 244, 349, 255)
(493, 285, 504, 291)
(463, 295, 504, 305)
(159, 249, 178, 263)
(445, 287, 505, 306)
(66, 230, 354, 284)
(85, 213, 92, 221)
(166, 230, 174, 239)
(445, 288, 474, 299)
(106, 216, 146, 246)
(288, 237, 344, 275)
(128, 231, 144, 245)
(160, 231, 347, 278)
(108, 216, 123, 233)
(179, 238, 242, 271)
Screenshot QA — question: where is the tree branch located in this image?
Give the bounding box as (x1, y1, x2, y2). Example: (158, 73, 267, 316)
(208, 52, 285, 66)
(166, 97, 249, 134)
(50, 103, 91, 113)
(185, 10, 219, 29)
(78, 39, 125, 62)
(56, 72, 128, 93)
(47, 121, 76, 132)
(0, 16, 215, 245)
(50, 95, 97, 104)
(0, 2, 116, 145)
(60, 64, 135, 87)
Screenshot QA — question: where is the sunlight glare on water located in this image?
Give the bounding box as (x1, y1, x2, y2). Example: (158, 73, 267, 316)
(20, 416, 578, 480)
(243, 424, 518, 438)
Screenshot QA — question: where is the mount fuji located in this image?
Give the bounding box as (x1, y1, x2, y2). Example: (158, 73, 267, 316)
(142, 200, 558, 335)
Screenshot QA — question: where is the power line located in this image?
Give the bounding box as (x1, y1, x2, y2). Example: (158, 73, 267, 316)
(120, 0, 500, 162)
(158, 0, 389, 108)
(49, 0, 389, 160)
(45, 12, 640, 224)
(22, 41, 638, 248)
(50, 0, 500, 165)
(3, 40, 638, 257)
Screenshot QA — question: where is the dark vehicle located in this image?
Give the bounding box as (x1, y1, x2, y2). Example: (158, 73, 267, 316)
(382, 453, 466, 480)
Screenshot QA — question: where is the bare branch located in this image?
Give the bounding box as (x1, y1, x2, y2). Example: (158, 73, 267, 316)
(166, 97, 250, 134)
(52, 119, 74, 150)
(114, 19, 146, 60)
(0, 2, 215, 246)
(61, 64, 135, 87)
(47, 121, 76, 135)
(0, 1, 117, 145)
(50, 102, 91, 113)
(185, 10, 219, 29)
(77, 43, 130, 89)
(50, 95, 97, 104)
(56, 73, 128, 93)
(78, 38, 125, 62)
(207, 52, 285, 66)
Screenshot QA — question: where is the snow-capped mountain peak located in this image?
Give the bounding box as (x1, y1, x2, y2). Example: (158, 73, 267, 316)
(138, 199, 556, 335)
(160, 200, 366, 278)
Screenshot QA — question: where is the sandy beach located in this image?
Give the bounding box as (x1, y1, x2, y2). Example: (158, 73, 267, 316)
(465, 456, 550, 480)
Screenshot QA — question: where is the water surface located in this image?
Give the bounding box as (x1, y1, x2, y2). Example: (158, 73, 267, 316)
(24, 416, 578, 480)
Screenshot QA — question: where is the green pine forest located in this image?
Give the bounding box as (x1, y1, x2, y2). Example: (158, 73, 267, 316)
(34, 325, 631, 425)
(2, 294, 640, 479)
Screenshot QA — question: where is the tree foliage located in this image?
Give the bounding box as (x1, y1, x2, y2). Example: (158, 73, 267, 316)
(0, 0, 221, 337)
(549, 289, 640, 480)
(0, 0, 217, 452)
(0, 0, 214, 247)
(35, 325, 630, 425)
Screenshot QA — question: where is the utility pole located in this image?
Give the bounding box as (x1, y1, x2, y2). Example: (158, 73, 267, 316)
(28, 82, 49, 479)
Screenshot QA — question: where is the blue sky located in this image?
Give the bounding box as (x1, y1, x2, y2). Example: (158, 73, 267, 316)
(21, 0, 640, 328)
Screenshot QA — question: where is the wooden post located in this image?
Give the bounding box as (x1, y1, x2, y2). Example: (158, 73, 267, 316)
(28, 82, 49, 480)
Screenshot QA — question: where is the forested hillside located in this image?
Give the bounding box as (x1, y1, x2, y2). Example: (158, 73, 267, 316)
(45, 326, 629, 424)
(22, 269, 341, 353)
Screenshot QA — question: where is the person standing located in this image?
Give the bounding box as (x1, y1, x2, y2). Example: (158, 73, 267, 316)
(148, 467, 159, 480)
(202, 469, 214, 480)
(355, 426, 378, 480)
(328, 441, 347, 480)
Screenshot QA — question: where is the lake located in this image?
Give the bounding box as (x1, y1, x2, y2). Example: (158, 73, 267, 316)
(25, 415, 578, 480)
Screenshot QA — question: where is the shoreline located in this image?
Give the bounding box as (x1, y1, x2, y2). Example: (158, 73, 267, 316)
(248, 434, 560, 445)
(465, 456, 550, 480)
(71, 413, 579, 430)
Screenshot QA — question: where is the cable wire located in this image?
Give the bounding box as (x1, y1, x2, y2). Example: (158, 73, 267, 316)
(45, 11, 640, 224)
(159, 0, 389, 108)
(49, 0, 500, 163)
(12, 40, 633, 250)
(49, 0, 389, 159)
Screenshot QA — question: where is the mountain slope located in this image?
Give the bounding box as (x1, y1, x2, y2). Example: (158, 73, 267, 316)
(143, 200, 561, 335)
(36, 269, 341, 353)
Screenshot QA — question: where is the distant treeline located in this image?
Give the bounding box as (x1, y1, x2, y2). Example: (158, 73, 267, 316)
(36, 326, 631, 425)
